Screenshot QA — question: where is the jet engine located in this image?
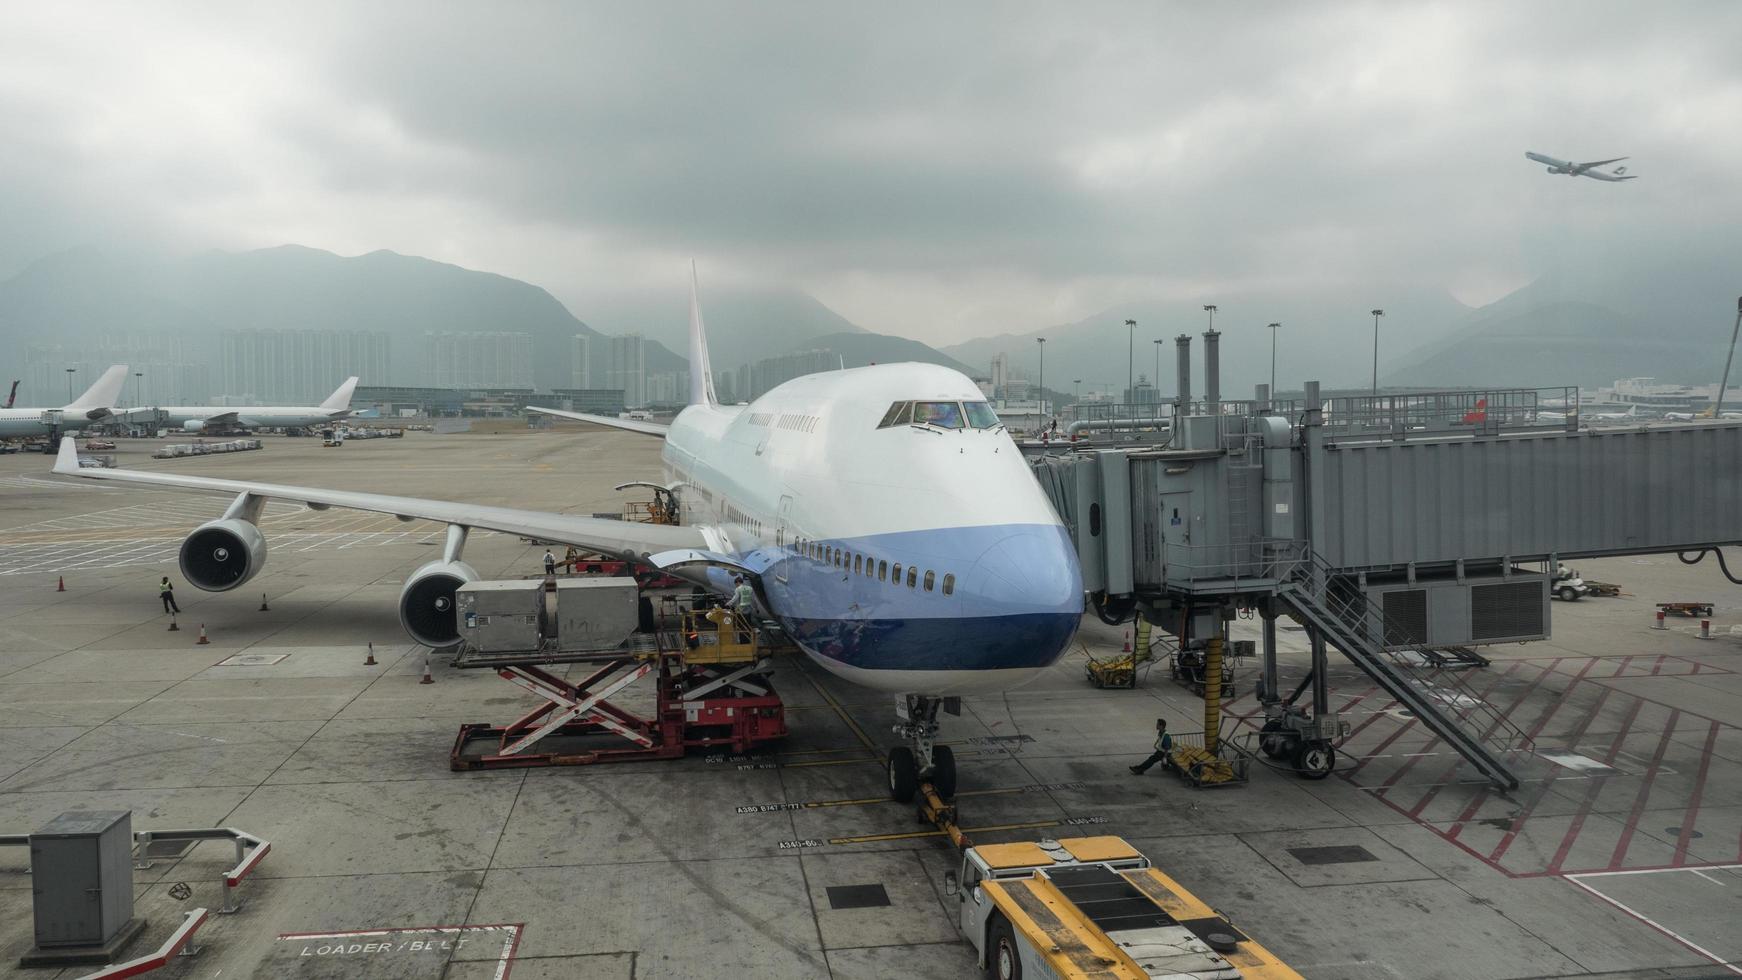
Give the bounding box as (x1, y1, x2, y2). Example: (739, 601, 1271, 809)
(398, 559, 479, 648)
(179, 518, 268, 591)
(183, 419, 206, 432)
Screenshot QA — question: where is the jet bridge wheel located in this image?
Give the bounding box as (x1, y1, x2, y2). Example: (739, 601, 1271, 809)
(888, 746, 919, 803)
(1293, 741, 1335, 780)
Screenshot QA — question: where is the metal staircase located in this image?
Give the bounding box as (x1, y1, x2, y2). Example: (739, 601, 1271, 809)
(1283, 550, 1528, 789)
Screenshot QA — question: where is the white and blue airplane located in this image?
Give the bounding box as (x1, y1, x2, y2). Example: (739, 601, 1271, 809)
(52, 269, 1083, 799)
(0, 365, 130, 439)
(1524, 151, 1637, 182)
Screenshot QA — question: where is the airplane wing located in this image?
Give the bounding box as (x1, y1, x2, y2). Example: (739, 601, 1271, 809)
(527, 405, 669, 436)
(202, 411, 243, 426)
(51, 436, 716, 561)
(1577, 156, 1627, 169)
(1583, 171, 1638, 181)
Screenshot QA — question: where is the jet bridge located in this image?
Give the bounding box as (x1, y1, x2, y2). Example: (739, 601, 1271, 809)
(1034, 345, 1742, 788)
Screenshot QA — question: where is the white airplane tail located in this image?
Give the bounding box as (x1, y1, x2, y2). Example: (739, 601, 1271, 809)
(320, 377, 360, 411)
(687, 262, 718, 407)
(64, 364, 129, 414)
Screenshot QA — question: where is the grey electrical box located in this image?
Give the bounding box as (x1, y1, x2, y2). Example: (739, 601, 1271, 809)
(1362, 571, 1550, 649)
(554, 579, 639, 652)
(458, 580, 545, 652)
(30, 811, 135, 948)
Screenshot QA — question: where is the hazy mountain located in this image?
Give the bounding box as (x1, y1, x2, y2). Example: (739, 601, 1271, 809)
(0, 245, 685, 391)
(580, 286, 864, 371)
(1385, 254, 1742, 388)
(941, 287, 1472, 400)
(801, 331, 973, 374)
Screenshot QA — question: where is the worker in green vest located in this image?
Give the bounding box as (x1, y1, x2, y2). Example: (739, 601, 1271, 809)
(1129, 718, 1173, 775)
(159, 575, 181, 614)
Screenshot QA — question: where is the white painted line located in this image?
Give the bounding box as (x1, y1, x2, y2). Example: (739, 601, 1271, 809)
(1566, 868, 1742, 977)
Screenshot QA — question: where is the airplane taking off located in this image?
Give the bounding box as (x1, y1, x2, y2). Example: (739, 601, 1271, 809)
(1525, 151, 1637, 181)
(0, 365, 129, 438)
(53, 269, 1081, 800)
(134, 377, 359, 432)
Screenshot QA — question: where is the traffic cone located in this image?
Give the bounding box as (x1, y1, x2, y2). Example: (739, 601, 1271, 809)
(167, 616, 179, 632)
(196, 624, 209, 645)
(418, 652, 434, 685)
(259, 593, 270, 612)
(364, 641, 377, 666)
(56, 576, 65, 592)
(1121, 630, 1132, 653)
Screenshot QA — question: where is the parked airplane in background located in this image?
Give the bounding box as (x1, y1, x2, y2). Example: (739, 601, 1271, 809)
(1591, 405, 1639, 421)
(53, 270, 1081, 800)
(0, 365, 129, 439)
(134, 378, 359, 432)
(1662, 411, 1696, 421)
(1525, 151, 1637, 181)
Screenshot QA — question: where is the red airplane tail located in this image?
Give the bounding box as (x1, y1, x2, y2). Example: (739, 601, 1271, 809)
(1460, 397, 1488, 424)
(3, 380, 16, 409)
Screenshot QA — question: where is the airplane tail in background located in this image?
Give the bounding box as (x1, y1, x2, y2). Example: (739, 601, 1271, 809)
(4, 380, 17, 408)
(64, 364, 129, 415)
(1461, 398, 1489, 424)
(320, 377, 360, 411)
(687, 262, 718, 407)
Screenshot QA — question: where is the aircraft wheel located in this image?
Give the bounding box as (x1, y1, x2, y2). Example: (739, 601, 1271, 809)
(888, 746, 919, 803)
(930, 745, 957, 800)
(1294, 741, 1335, 780)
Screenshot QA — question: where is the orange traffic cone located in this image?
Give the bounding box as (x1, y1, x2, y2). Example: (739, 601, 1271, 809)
(1121, 629, 1132, 653)
(364, 641, 377, 666)
(418, 652, 434, 684)
(56, 576, 65, 592)
(196, 624, 209, 645)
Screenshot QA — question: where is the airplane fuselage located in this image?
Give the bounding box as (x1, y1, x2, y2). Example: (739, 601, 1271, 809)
(661, 363, 1083, 695)
(0, 408, 110, 438)
(153, 407, 349, 430)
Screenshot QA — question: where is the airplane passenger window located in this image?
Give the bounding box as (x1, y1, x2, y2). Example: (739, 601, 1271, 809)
(892, 563, 901, 583)
(913, 401, 964, 428)
(878, 560, 888, 581)
(906, 566, 918, 588)
(942, 573, 955, 595)
(923, 570, 935, 591)
(854, 555, 862, 574)
(963, 402, 1001, 429)
(877, 402, 912, 428)
(834, 548, 842, 567)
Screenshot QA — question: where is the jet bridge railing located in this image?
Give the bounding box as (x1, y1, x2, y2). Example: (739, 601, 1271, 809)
(1164, 539, 1306, 590)
(1322, 386, 1578, 440)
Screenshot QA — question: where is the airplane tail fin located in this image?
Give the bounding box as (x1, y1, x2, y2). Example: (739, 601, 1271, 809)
(65, 364, 129, 415)
(687, 262, 718, 407)
(5, 380, 17, 409)
(320, 377, 360, 411)
(1461, 397, 1489, 424)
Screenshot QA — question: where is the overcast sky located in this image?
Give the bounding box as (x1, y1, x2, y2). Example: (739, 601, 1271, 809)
(3, 2, 1739, 344)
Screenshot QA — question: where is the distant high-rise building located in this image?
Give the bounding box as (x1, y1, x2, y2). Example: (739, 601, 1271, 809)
(570, 335, 592, 389)
(739, 349, 839, 401)
(645, 370, 690, 407)
(220, 329, 391, 403)
(990, 353, 1010, 398)
(601, 334, 647, 407)
(25, 337, 214, 407)
(424, 332, 535, 389)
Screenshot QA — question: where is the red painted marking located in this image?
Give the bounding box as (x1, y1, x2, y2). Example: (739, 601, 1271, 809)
(1488, 675, 1618, 864)
(1446, 658, 1593, 839)
(1361, 659, 1524, 787)
(1605, 708, 1682, 869)
(1649, 654, 1667, 676)
(1546, 696, 1646, 875)
(1673, 721, 1721, 866)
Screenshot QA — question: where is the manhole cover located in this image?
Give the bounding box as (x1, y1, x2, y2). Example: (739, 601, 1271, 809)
(825, 884, 891, 909)
(1287, 845, 1380, 866)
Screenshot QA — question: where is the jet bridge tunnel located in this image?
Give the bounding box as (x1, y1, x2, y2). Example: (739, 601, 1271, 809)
(1031, 375, 1742, 788)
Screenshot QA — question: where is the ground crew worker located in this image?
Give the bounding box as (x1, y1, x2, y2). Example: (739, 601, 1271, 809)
(731, 576, 757, 643)
(1129, 718, 1173, 775)
(159, 575, 181, 614)
(543, 549, 556, 576)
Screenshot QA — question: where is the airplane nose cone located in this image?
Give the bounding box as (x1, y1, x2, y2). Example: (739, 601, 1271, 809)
(960, 525, 1084, 618)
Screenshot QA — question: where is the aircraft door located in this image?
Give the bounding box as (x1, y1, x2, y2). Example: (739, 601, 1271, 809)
(775, 494, 795, 583)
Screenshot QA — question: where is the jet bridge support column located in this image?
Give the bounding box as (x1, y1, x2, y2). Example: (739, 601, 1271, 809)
(1260, 601, 1279, 703)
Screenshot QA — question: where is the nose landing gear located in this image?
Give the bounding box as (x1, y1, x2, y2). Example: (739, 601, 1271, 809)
(888, 694, 958, 802)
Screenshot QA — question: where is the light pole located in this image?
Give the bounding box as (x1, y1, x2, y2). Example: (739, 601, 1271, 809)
(1124, 319, 1137, 406)
(1035, 337, 1046, 418)
(1152, 339, 1163, 407)
(64, 367, 76, 403)
(1073, 379, 1082, 405)
(1370, 309, 1385, 394)
(1716, 296, 1742, 417)
(1203, 304, 1217, 334)
(1267, 323, 1281, 398)
(132, 371, 143, 410)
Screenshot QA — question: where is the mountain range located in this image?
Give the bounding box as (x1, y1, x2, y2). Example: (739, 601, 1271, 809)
(2, 243, 1734, 404)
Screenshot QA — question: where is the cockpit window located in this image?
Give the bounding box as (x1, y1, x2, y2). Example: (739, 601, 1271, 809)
(963, 402, 1000, 429)
(913, 401, 964, 428)
(877, 402, 912, 428)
